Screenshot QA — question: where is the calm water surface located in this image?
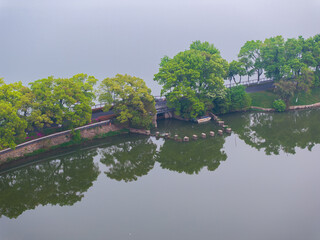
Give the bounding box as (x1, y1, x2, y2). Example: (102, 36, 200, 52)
(1, 110, 320, 240)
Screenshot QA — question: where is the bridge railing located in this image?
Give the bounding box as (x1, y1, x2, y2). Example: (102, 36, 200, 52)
(92, 103, 106, 110)
(225, 78, 273, 88)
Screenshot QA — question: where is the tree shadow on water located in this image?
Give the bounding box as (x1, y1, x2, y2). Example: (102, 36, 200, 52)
(156, 137, 227, 175)
(0, 149, 100, 219)
(99, 137, 157, 182)
(226, 110, 320, 155)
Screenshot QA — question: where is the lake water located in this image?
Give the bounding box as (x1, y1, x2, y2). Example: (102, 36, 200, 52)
(1, 109, 320, 240)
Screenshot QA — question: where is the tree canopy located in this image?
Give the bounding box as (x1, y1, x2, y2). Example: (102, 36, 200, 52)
(0, 74, 97, 150)
(0, 101, 27, 150)
(154, 41, 228, 119)
(0, 82, 29, 149)
(238, 40, 263, 81)
(29, 74, 97, 129)
(99, 74, 156, 129)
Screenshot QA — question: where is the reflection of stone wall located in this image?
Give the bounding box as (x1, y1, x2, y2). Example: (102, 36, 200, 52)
(289, 102, 320, 110)
(129, 128, 150, 135)
(0, 121, 122, 164)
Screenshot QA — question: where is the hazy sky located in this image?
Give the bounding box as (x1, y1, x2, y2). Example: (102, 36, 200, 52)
(1, 0, 320, 93)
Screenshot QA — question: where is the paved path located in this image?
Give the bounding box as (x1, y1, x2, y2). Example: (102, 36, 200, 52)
(92, 110, 114, 119)
(245, 82, 274, 93)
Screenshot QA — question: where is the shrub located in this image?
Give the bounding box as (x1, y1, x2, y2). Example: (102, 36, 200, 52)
(71, 129, 82, 142)
(228, 85, 252, 111)
(273, 99, 286, 112)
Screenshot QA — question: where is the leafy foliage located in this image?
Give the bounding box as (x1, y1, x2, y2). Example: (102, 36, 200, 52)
(29, 74, 97, 129)
(238, 40, 263, 81)
(0, 101, 27, 150)
(273, 80, 296, 108)
(0, 81, 30, 149)
(227, 60, 246, 84)
(154, 41, 228, 118)
(228, 85, 252, 111)
(260, 36, 286, 81)
(0, 74, 96, 150)
(273, 68, 314, 108)
(273, 99, 286, 112)
(99, 74, 156, 129)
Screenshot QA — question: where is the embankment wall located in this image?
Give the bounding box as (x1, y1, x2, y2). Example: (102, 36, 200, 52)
(0, 120, 121, 164)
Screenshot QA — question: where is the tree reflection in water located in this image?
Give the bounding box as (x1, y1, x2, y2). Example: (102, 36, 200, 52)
(0, 149, 99, 219)
(3, 110, 320, 220)
(99, 137, 157, 182)
(156, 137, 227, 174)
(226, 109, 320, 155)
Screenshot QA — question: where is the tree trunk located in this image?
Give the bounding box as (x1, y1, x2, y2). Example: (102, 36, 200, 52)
(285, 99, 290, 110)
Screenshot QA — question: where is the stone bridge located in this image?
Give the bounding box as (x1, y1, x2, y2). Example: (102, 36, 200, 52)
(155, 97, 173, 114)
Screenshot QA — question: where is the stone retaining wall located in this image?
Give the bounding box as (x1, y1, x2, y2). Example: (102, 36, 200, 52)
(288, 102, 320, 110)
(251, 102, 320, 112)
(0, 120, 122, 164)
(129, 128, 151, 135)
(250, 106, 274, 112)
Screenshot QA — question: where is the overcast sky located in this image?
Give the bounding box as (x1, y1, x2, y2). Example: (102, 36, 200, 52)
(1, 0, 320, 93)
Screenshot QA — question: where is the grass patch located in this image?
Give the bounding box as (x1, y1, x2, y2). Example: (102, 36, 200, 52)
(249, 90, 277, 108)
(249, 86, 320, 108)
(290, 87, 320, 106)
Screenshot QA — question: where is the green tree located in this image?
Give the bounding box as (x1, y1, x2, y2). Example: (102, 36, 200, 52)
(228, 85, 251, 111)
(227, 60, 246, 85)
(273, 80, 296, 108)
(273, 99, 286, 112)
(296, 67, 314, 93)
(0, 101, 27, 150)
(0, 81, 26, 108)
(284, 37, 305, 77)
(310, 34, 320, 83)
(0, 80, 29, 149)
(238, 40, 263, 81)
(273, 68, 313, 109)
(29, 74, 97, 129)
(99, 74, 156, 129)
(154, 41, 228, 119)
(0, 81, 36, 129)
(261, 36, 286, 81)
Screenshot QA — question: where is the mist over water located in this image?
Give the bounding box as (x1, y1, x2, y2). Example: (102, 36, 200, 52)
(1, 0, 319, 94)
